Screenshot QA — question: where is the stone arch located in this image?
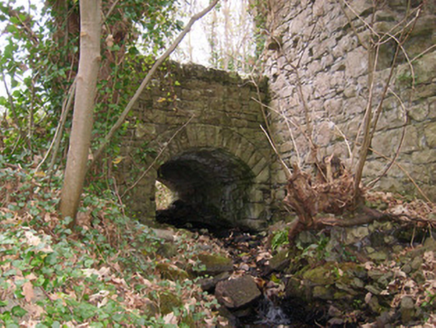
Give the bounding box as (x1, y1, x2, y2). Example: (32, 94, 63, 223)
(131, 124, 271, 231)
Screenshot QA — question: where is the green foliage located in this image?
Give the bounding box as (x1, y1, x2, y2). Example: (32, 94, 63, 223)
(271, 229, 289, 251)
(296, 233, 330, 260)
(0, 167, 219, 326)
(0, 0, 182, 172)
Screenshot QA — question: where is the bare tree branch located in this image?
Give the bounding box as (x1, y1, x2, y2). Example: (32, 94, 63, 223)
(89, 0, 220, 169)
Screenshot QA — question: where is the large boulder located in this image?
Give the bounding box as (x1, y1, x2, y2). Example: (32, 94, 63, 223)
(215, 275, 261, 309)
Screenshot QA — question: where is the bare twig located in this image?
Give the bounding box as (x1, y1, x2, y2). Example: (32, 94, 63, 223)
(411, 44, 436, 63)
(102, 0, 121, 23)
(89, 0, 219, 169)
(353, 42, 380, 200)
(367, 88, 408, 188)
(260, 125, 292, 179)
(354, 142, 432, 202)
(36, 79, 76, 174)
(333, 124, 353, 160)
(251, 97, 311, 151)
(112, 176, 125, 217)
(281, 103, 301, 167)
(341, 0, 380, 38)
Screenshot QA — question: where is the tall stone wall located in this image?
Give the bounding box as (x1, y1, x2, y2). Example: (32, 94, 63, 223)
(263, 0, 436, 205)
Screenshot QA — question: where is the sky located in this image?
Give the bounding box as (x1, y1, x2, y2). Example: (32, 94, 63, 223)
(0, 0, 253, 99)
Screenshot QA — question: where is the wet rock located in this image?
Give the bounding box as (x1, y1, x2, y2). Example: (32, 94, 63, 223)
(366, 294, 382, 314)
(368, 269, 386, 280)
(335, 282, 358, 295)
(402, 263, 412, 274)
(285, 276, 307, 300)
(195, 253, 233, 276)
(215, 275, 261, 309)
(351, 277, 365, 289)
(296, 230, 317, 246)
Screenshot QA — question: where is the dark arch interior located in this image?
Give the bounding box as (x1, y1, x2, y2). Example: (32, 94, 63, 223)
(156, 147, 254, 232)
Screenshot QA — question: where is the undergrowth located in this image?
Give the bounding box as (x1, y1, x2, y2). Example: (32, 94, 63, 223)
(0, 166, 220, 327)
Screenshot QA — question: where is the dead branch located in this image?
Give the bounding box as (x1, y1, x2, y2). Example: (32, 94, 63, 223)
(367, 88, 408, 188)
(36, 79, 77, 175)
(260, 125, 292, 179)
(313, 206, 436, 229)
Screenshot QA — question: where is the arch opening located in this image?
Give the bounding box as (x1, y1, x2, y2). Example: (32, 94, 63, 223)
(155, 147, 255, 232)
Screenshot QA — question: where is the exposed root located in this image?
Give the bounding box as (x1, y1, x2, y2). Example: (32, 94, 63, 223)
(283, 157, 435, 240)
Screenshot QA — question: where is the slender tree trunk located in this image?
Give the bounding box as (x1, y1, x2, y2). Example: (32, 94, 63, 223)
(60, 0, 101, 221)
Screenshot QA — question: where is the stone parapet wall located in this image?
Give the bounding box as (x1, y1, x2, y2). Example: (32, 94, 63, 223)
(263, 0, 436, 204)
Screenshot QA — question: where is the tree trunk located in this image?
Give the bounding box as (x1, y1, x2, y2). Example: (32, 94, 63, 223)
(60, 0, 101, 221)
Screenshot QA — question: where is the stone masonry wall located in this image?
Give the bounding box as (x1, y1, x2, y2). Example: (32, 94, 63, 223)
(115, 62, 273, 230)
(263, 0, 436, 205)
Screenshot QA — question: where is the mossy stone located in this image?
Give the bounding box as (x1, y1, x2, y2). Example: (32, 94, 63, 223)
(313, 285, 333, 299)
(157, 262, 190, 281)
(303, 265, 335, 285)
(196, 253, 233, 276)
(269, 250, 290, 271)
(157, 291, 183, 315)
(157, 243, 178, 258)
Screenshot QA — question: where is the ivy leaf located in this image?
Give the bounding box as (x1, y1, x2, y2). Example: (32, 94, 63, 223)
(11, 305, 27, 317)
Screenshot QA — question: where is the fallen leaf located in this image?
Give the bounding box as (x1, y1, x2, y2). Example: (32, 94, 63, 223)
(23, 281, 34, 302)
(163, 312, 178, 324)
(26, 273, 37, 281)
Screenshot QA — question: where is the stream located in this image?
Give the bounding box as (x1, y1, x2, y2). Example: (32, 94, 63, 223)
(215, 229, 313, 328)
(157, 205, 317, 327)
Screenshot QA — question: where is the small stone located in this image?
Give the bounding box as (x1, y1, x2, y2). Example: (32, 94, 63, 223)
(151, 228, 176, 242)
(365, 284, 382, 295)
(344, 226, 370, 245)
(268, 250, 290, 272)
(199, 272, 231, 292)
(303, 266, 335, 285)
(402, 264, 412, 274)
(400, 296, 415, 323)
(368, 251, 388, 262)
(411, 257, 423, 271)
(351, 277, 364, 289)
(424, 122, 436, 148)
(367, 295, 382, 314)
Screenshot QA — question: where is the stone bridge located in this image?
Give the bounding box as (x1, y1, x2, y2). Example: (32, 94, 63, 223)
(117, 63, 272, 231)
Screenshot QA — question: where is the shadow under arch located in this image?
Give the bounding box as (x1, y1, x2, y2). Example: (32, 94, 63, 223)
(156, 147, 255, 231)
